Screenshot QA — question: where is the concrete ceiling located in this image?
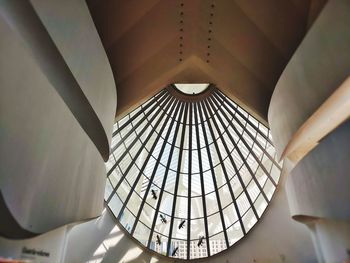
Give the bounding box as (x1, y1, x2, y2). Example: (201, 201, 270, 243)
(87, 0, 326, 123)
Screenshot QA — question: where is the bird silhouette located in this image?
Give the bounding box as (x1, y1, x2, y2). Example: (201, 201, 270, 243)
(151, 189, 157, 200)
(197, 236, 205, 247)
(178, 219, 186, 229)
(160, 214, 167, 224)
(156, 234, 161, 245)
(172, 247, 179, 256)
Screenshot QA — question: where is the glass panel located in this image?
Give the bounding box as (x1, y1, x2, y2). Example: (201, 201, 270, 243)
(209, 232, 227, 255)
(171, 217, 187, 239)
(159, 192, 174, 216)
(203, 170, 214, 194)
(223, 202, 238, 227)
(254, 193, 268, 217)
(189, 238, 208, 259)
(119, 208, 136, 233)
(128, 191, 143, 216)
(242, 208, 258, 233)
(150, 231, 168, 256)
(271, 164, 281, 184)
(191, 196, 204, 219)
(175, 196, 188, 218)
(134, 221, 151, 246)
(218, 183, 232, 208)
(205, 192, 219, 215)
(177, 173, 188, 197)
(264, 179, 276, 200)
(104, 179, 113, 200)
(207, 212, 223, 236)
(109, 166, 122, 187)
(214, 165, 226, 188)
(191, 173, 202, 196)
(170, 238, 187, 259)
(237, 193, 250, 215)
(139, 202, 155, 227)
(227, 221, 244, 246)
(109, 195, 123, 217)
(190, 219, 208, 259)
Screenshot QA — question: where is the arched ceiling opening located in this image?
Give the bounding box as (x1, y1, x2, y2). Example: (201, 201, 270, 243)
(105, 85, 282, 259)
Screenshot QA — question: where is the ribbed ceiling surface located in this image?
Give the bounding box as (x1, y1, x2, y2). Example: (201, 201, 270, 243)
(105, 85, 282, 259)
(87, 0, 326, 122)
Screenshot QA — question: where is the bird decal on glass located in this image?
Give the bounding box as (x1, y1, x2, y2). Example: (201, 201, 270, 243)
(160, 214, 167, 224)
(197, 236, 205, 247)
(156, 234, 161, 245)
(172, 247, 179, 257)
(178, 219, 186, 229)
(151, 189, 157, 200)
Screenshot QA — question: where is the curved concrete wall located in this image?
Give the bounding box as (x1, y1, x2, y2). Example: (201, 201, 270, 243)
(287, 120, 350, 221)
(31, 0, 117, 148)
(267, 2, 350, 261)
(0, 0, 116, 237)
(309, 219, 350, 263)
(268, 0, 350, 159)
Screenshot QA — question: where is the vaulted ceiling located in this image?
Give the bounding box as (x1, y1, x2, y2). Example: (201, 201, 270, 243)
(87, 0, 326, 123)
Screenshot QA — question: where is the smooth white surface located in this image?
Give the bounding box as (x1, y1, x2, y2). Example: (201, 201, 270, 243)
(280, 76, 350, 163)
(309, 220, 350, 263)
(287, 121, 350, 221)
(32, 0, 117, 146)
(0, 0, 116, 234)
(268, 0, 350, 160)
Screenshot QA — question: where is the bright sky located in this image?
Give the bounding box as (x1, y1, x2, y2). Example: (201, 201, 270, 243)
(174, 83, 209, 94)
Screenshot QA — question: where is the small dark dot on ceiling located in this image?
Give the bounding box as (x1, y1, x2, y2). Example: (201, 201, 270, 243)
(180, 43, 183, 47)
(180, 36, 183, 40)
(210, 13, 214, 16)
(180, 11, 184, 15)
(181, 3, 184, 7)
(208, 45, 211, 48)
(208, 38, 211, 41)
(209, 21, 213, 25)
(180, 20, 183, 24)
(179, 58, 183, 62)
(211, 4, 215, 8)
(208, 29, 212, 33)
(179, 51, 183, 54)
(207, 53, 210, 56)
(180, 28, 184, 32)
(206, 60, 210, 63)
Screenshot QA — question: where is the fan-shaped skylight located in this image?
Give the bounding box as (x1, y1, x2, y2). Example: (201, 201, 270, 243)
(105, 85, 282, 260)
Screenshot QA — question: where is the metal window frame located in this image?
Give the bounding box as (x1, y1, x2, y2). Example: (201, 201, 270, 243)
(147, 101, 185, 248)
(197, 100, 229, 249)
(106, 85, 282, 260)
(106, 96, 175, 202)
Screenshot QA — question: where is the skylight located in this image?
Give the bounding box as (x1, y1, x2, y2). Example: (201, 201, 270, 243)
(105, 84, 282, 259)
(174, 83, 209, 94)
